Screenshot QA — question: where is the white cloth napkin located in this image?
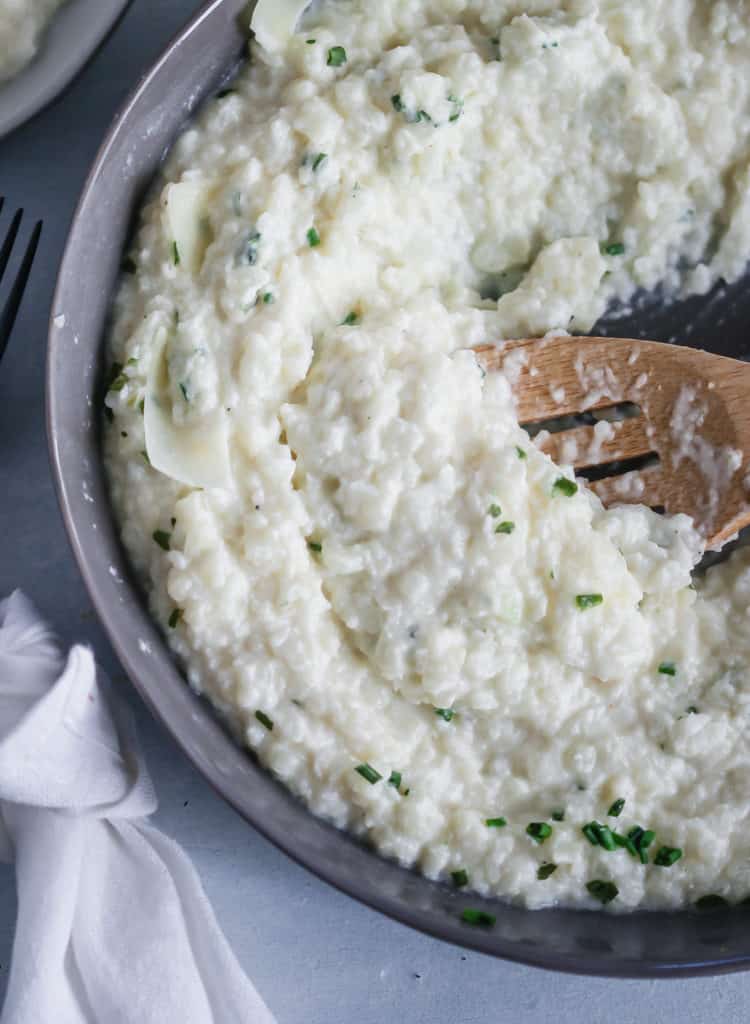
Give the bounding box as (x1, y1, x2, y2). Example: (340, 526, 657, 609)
(0, 591, 276, 1024)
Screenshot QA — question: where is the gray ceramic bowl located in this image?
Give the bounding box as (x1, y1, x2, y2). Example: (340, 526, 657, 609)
(0, 0, 132, 138)
(48, 0, 750, 976)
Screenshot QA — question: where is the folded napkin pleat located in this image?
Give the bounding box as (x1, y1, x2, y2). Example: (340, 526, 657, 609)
(0, 591, 276, 1024)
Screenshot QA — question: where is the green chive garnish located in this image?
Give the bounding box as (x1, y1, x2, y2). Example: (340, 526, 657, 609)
(355, 763, 382, 785)
(168, 608, 183, 629)
(695, 894, 728, 911)
(307, 227, 321, 247)
(516, 446, 527, 459)
(486, 817, 507, 828)
(341, 311, 359, 325)
(552, 476, 577, 497)
(658, 661, 676, 676)
(488, 503, 502, 518)
(172, 241, 180, 265)
(576, 594, 603, 610)
(312, 153, 327, 172)
(613, 832, 638, 857)
(461, 909, 496, 928)
(152, 529, 171, 551)
(537, 863, 557, 880)
(687, 705, 699, 714)
(327, 46, 347, 67)
(306, 38, 316, 44)
(551, 808, 565, 822)
(602, 242, 625, 257)
(495, 521, 515, 535)
(582, 821, 616, 850)
(435, 708, 455, 722)
(654, 846, 682, 867)
(586, 880, 618, 905)
(628, 826, 655, 864)
(391, 94, 405, 113)
(607, 798, 625, 817)
(307, 540, 322, 553)
(255, 710, 274, 731)
(526, 822, 552, 844)
(388, 770, 402, 790)
(262, 292, 275, 304)
(451, 869, 469, 888)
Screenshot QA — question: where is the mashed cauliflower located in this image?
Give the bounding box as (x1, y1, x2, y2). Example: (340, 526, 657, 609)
(105, 0, 750, 911)
(0, 0, 65, 84)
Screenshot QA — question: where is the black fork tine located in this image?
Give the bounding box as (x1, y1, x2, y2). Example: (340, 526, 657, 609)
(0, 201, 43, 362)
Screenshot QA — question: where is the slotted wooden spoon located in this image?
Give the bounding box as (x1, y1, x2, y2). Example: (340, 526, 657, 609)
(475, 336, 750, 549)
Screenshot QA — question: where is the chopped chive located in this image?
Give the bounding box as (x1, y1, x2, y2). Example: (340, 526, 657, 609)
(168, 608, 183, 629)
(582, 820, 616, 850)
(179, 382, 189, 402)
(516, 446, 527, 459)
(485, 817, 507, 828)
(435, 707, 455, 722)
(654, 846, 682, 867)
(388, 770, 402, 790)
(262, 292, 275, 304)
(488, 503, 502, 518)
(601, 242, 625, 257)
(447, 93, 464, 123)
(526, 822, 552, 845)
(576, 593, 603, 610)
(461, 908, 496, 928)
(586, 880, 618, 905)
(307, 227, 321, 247)
(152, 529, 171, 551)
(695, 894, 728, 911)
(582, 822, 600, 846)
(658, 661, 677, 676)
(172, 241, 180, 265)
(327, 46, 347, 67)
(613, 832, 638, 857)
(537, 863, 557, 880)
(596, 825, 617, 851)
(307, 540, 323, 553)
(628, 827, 655, 864)
(341, 311, 359, 325)
(687, 705, 699, 714)
(451, 869, 469, 888)
(355, 763, 382, 785)
(495, 521, 515, 535)
(551, 808, 565, 822)
(391, 94, 405, 113)
(306, 38, 316, 44)
(607, 798, 625, 818)
(311, 152, 327, 172)
(243, 229, 261, 265)
(552, 476, 577, 497)
(255, 710, 274, 731)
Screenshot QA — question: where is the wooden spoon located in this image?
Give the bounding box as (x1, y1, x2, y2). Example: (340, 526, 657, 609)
(475, 336, 750, 549)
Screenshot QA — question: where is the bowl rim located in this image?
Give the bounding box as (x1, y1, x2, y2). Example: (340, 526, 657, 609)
(46, 0, 750, 979)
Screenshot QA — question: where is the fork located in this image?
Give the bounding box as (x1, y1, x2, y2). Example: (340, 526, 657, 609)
(0, 198, 43, 363)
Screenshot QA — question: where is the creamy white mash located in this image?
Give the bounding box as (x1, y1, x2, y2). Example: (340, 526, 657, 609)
(105, 0, 750, 912)
(0, 0, 65, 83)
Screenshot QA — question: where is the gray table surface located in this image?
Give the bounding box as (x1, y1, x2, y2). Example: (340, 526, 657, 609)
(0, 2, 748, 1021)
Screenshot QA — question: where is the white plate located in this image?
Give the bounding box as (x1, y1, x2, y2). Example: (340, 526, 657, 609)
(0, 0, 131, 139)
